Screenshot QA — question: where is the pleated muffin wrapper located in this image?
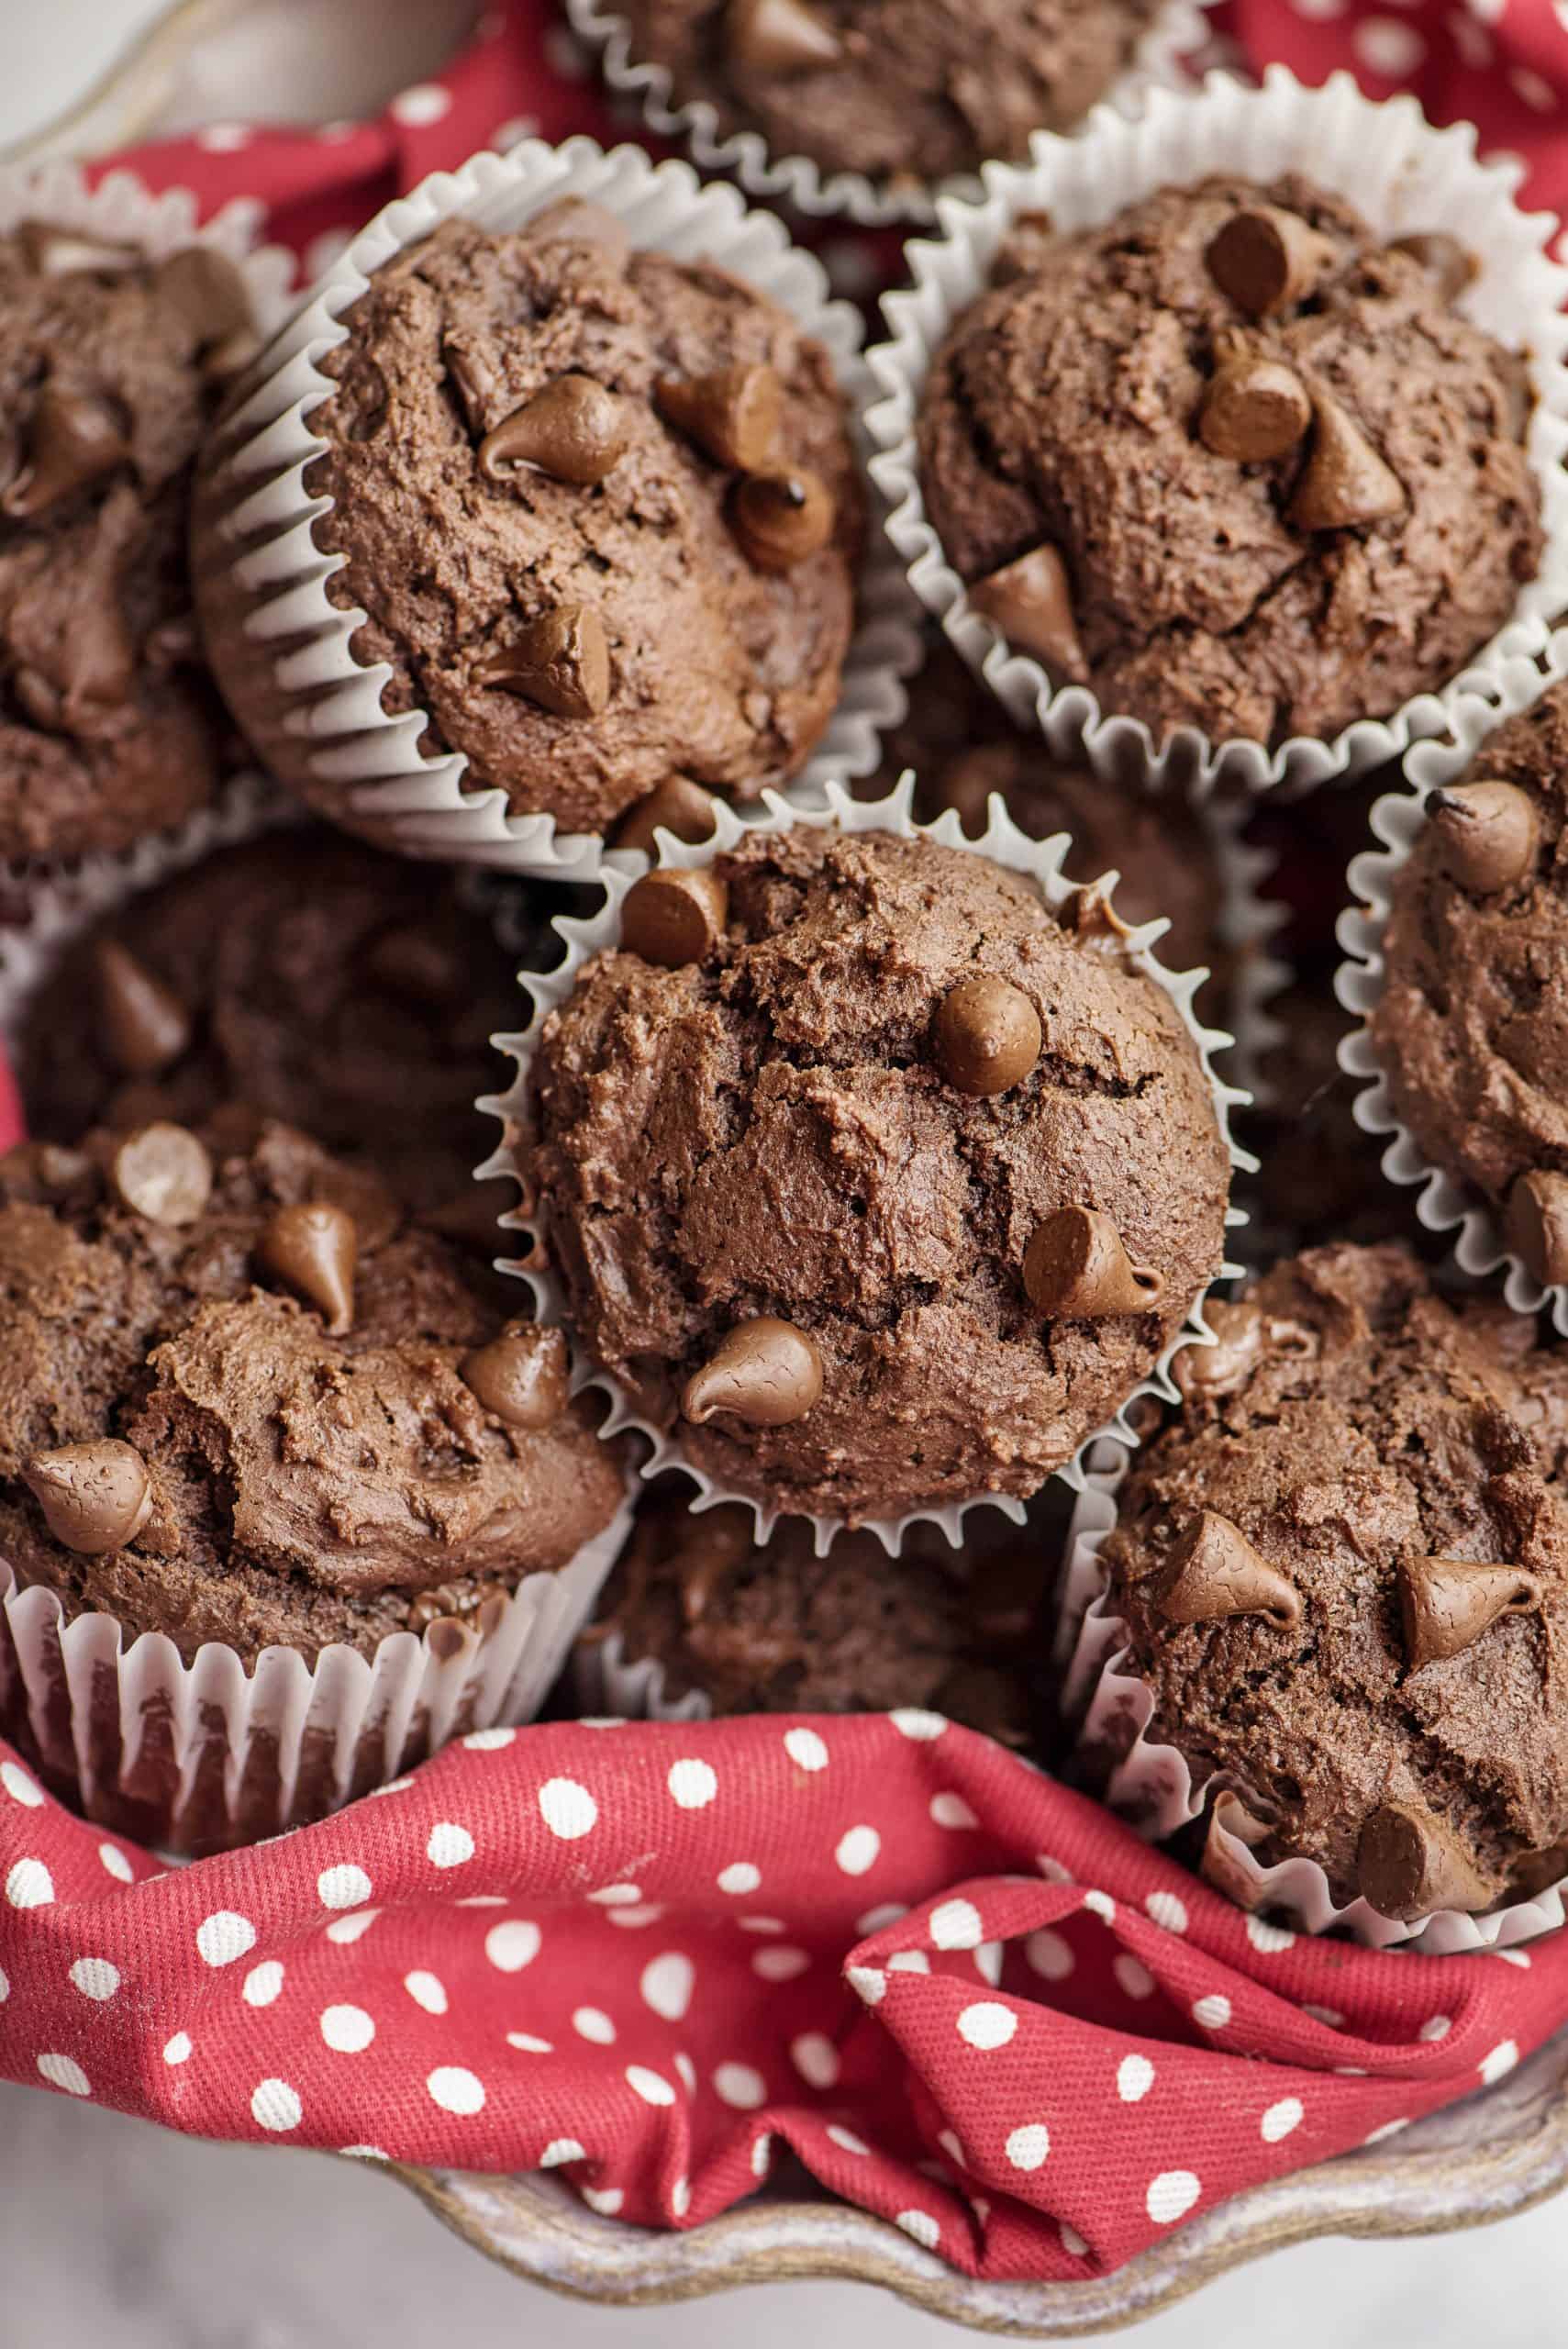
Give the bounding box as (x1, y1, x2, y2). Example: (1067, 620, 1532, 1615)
(484, 774, 1254, 1560)
(1054, 1440, 1568, 1954)
(188, 137, 921, 885)
(0, 1489, 638, 1859)
(863, 67, 1568, 804)
(562, 0, 1216, 228)
(1336, 627, 1568, 1338)
(573, 1626, 719, 1724)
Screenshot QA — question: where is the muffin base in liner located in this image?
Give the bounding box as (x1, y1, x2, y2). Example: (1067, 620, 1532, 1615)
(1336, 629, 1568, 1336)
(0, 1497, 635, 1857)
(564, 0, 1216, 228)
(189, 137, 921, 883)
(483, 774, 1253, 1558)
(1055, 1440, 1568, 1953)
(864, 67, 1568, 801)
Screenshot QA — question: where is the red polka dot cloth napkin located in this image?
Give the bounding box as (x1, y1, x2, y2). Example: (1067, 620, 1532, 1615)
(7, 0, 1564, 2284)
(4, 1715, 1568, 2277)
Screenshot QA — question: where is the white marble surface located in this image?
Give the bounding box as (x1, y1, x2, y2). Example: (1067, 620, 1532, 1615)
(1, 6, 1566, 2342)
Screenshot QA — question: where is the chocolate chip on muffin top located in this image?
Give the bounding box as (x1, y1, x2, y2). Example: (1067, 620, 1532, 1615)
(531, 825, 1232, 1523)
(1369, 681, 1568, 1287)
(0, 1116, 626, 1664)
(1096, 1242, 1568, 1920)
(917, 176, 1540, 749)
(0, 225, 259, 856)
(305, 206, 863, 838)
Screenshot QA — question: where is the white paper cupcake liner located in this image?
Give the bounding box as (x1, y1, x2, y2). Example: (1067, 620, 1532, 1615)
(1055, 1437, 1568, 1953)
(573, 1625, 717, 1723)
(1335, 628, 1568, 1337)
(864, 68, 1568, 801)
(0, 1495, 635, 1856)
(564, 0, 1215, 228)
(189, 137, 920, 884)
(482, 775, 1253, 1558)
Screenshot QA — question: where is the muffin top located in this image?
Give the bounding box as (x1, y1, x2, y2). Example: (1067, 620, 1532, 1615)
(17, 829, 529, 1218)
(1099, 1243, 1568, 1920)
(0, 1117, 626, 1664)
(917, 176, 1540, 750)
(873, 638, 1226, 975)
(588, 1480, 1064, 1740)
(1368, 683, 1568, 1286)
(613, 0, 1158, 186)
(0, 223, 258, 856)
(307, 207, 863, 837)
(531, 825, 1232, 1522)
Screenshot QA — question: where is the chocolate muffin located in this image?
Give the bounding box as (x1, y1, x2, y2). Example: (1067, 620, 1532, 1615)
(871, 637, 1227, 974)
(917, 178, 1540, 749)
(1093, 1243, 1568, 1921)
(610, 0, 1159, 187)
(583, 1478, 1067, 1741)
(530, 824, 1232, 1523)
(296, 206, 862, 839)
(16, 830, 529, 1219)
(0, 223, 259, 855)
(1367, 684, 1568, 1288)
(0, 1115, 626, 1664)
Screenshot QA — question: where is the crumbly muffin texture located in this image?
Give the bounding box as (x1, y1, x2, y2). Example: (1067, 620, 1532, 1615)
(0, 1118, 625, 1664)
(615, 0, 1159, 185)
(917, 176, 1540, 750)
(532, 827, 1232, 1523)
(306, 210, 863, 836)
(1371, 682, 1568, 1216)
(588, 1479, 1066, 1738)
(0, 226, 250, 855)
(1098, 1243, 1568, 1915)
(19, 830, 530, 1215)
(871, 637, 1226, 975)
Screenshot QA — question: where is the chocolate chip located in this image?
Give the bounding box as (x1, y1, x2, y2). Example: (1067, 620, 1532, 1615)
(1390, 232, 1475, 305)
(479, 375, 632, 488)
(620, 865, 728, 965)
(1428, 779, 1540, 895)
(155, 246, 256, 350)
(524, 199, 631, 267)
(1505, 1168, 1568, 1288)
(1023, 1207, 1163, 1318)
(364, 926, 466, 1007)
(409, 1577, 508, 1638)
(460, 1323, 569, 1431)
(1357, 1801, 1496, 1920)
(308, 1162, 402, 1255)
(729, 469, 834, 571)
(24, 1440, 153, 1555)
(1173, 1299, 1264, 1401)
(611, 775, 722, 857)
(2, 386, 131, 518)
(1198, 347, 1311, 463)
(656, 363, 782, 473)
(932, 974, 1041, 1095)
(476, 606, 611, 720)
(1288, 393, 1406, 532)
(111, 1122, 214, 1227)
(258, 1201, 357, 1334)
(681, 1316, 824, 1428)
(94, 940, 192, 1076)
(18, 223, 141, 275)
(1155, 1511, 1303, 1630)
(728, 0, 845, 72)
(1398, 1553, 1540, 1670)
(968, 543, 1087, 684)
(1206, 205, 1337, 317)
(443, 331, 502, 433)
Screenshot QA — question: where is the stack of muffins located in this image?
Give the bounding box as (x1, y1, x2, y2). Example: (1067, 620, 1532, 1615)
(1, 52, 1565, 1965)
